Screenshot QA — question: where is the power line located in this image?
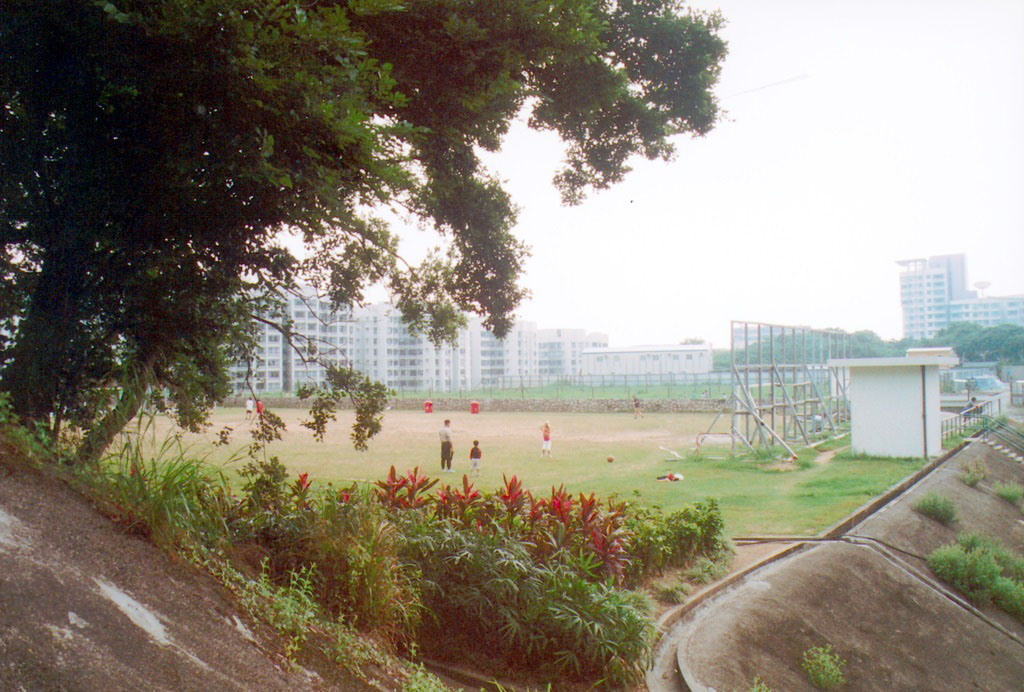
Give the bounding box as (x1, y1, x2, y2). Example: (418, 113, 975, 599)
(722, 73, 810, 100)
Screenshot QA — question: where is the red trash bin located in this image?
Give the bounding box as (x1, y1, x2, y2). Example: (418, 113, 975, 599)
(424, 400, 433, 413)
(470, 400, 480, 414)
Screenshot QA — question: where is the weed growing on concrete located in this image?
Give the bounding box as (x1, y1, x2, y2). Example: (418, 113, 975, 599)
(958, 459, 987, 487)
(928, 544, 1001, 603)
(913, 492, 957, 525)
(994, 482, 1024, 506)
(957, 533, 1024, 582)
(682, 554, 731, 585)
(654, 582, 692, 604)
(750, 676, 775, 692)
(929, 532, 1024, 623)
(991, 577, 1024, 620)
(401, 664, 449, 691)
(801, 644, 847, 690)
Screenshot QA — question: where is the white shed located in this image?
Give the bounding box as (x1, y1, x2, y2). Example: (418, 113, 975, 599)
(829, 355, 959, 458)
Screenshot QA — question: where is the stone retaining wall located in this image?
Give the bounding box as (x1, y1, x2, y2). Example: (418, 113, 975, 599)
(223, 396, 727, 414)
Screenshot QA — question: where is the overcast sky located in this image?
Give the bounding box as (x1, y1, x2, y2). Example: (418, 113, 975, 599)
(461, 0, 1024, 348)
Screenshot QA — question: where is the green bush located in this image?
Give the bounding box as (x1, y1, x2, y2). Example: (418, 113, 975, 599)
(913, 492, 957, 525)
(930, 533, 1024, 624)
(750, 676, 774, 692)
(801, 644, 847, 690)
(958, 459, 987, 487)
(682, 554, 731, 585)
(994, 482, 1024, 506)
(400, 519, 656, 687)
(957, 533, 1024, 583)
(654, 582, 692, 604)
(623, 497, 725, 582)
(228, 463, 422, 650)
(928, 544, 1001, 603)
(991, 577, 1024, 621)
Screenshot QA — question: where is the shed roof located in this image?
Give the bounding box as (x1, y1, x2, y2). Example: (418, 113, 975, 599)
(829, 356, 959, 368)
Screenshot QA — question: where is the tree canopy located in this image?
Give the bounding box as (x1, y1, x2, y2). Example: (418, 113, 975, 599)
(933, 322, 1024, 363)
(0, 0, 727, 461)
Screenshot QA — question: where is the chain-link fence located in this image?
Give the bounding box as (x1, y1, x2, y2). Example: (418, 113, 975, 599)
(387, 371, 732, 400)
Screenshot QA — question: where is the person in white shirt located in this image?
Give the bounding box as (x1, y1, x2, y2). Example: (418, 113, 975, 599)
(439, 419, 454, 472)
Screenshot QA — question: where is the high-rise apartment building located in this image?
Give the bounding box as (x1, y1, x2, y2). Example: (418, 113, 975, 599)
(537, 328, 609, 377)
(898, 254, 1024, 340)
(230, 292, 608, 393)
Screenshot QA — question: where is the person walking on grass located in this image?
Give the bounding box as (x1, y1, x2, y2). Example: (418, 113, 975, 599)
(439, 419, 454, 473)
(541, 421, 552, 458)
(633, 395, 643, 419)
(469, 440, 482, 477)
(245, 397, 254, 420)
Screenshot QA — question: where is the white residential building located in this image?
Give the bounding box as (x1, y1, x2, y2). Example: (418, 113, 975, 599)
(898, 254, 1024, 340)
(468, 317, 538, 387)
(537, 328, 609, 377)
(232, 294, 543, 393)
(581, 344, 713, 377)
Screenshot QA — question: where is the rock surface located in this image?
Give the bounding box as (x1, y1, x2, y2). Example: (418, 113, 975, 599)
(0, 465, 378, 691)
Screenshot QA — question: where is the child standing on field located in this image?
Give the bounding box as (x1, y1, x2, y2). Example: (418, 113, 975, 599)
(469, 440, 482, 477)
(540, 421, 552, 458)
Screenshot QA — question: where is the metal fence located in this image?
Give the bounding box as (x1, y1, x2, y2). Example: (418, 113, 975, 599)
(388, 371, 733, 400)
(940, 400, 995, 442)
(730, 320, 850, 456)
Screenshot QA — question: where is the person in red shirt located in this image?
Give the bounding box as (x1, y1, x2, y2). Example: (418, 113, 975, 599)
(469, 440, 482, 477)
(541, 422, 552, 458)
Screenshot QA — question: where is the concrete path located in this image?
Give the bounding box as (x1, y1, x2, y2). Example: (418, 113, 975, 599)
(648, 438, 1024, 691)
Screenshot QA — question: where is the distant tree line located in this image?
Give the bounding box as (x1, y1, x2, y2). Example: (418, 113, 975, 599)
(713, 322, 1024, 369)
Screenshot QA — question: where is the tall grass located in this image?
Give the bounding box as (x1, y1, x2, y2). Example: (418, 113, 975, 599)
(76, 415, 236, 549)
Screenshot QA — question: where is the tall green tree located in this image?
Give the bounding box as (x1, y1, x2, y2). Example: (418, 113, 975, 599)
(1, 0, 727, 461)
(933, 322, 1024, 363)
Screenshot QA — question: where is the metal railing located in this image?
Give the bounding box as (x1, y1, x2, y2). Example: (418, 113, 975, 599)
(982, 416, 1024, 456)
(940, 400, 994, 442)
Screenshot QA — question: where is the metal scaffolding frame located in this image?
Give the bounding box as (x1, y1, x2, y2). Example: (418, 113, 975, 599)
(730, 320, 850, 457)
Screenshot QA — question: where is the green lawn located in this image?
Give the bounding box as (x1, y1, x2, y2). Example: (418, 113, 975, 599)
(140, 408, 924, 537)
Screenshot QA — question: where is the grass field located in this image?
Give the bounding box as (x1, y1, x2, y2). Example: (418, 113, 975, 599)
(143, 407, 925, 536)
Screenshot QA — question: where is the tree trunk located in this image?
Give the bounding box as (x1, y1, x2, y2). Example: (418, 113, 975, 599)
(0, 244, 85, 421)
(73, 356, 157, 466)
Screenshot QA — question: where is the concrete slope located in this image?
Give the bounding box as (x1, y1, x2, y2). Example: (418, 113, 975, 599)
(658, 440, 1024, 691)
(0, 468, 378, 691)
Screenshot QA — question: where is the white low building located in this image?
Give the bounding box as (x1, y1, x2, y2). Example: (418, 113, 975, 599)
(581, 344, 713, 377)
(830, 353, 958, 458)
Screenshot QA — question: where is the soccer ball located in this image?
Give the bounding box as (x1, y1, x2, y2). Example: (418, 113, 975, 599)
(607, 455, 615, 463)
